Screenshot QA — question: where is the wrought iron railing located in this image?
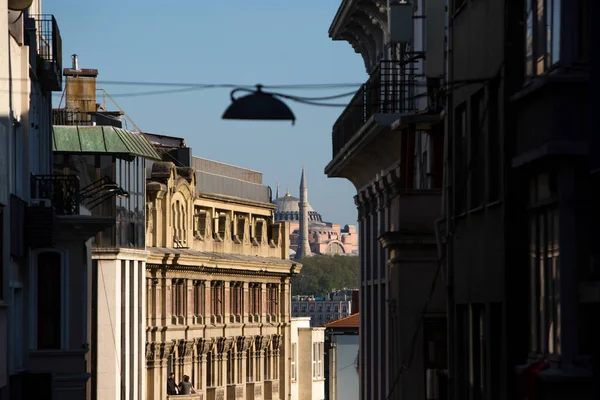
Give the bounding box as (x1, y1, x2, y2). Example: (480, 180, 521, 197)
(32, 14, 62, 91)
(331, 59, 418, 157)
(53, 109, 95, 126)
(31, 174, 80, 215)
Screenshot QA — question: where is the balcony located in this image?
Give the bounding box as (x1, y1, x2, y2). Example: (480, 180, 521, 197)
(27, 174, 116, 247)
(32, 15, 62, 91)
(331, 60, 417, 159)
(31, 174, 80, 216)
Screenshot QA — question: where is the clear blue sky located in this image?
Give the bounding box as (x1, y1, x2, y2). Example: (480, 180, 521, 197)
(45, 0, 368, 226)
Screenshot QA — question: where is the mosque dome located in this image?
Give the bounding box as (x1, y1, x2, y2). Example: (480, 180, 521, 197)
(273, 190, 322, 222)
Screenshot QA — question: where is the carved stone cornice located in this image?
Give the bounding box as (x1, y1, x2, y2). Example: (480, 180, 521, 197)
(271, 334, 282, 351)
(216, 337, 234, 355)
(197, 338, 214, 356)
(177, 339, 194, 359)
(255, 335, 271, 352)
(237, 336, 253, 352)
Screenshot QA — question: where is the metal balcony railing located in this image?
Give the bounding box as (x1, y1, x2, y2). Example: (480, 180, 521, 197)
(53, 109, 95, 126)
(331, 59, 418, 158)
(31, 174, 81, 215)
(32, 14, 62, 91)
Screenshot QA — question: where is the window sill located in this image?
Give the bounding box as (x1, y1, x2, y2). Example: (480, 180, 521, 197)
(538, 366, 593, 383)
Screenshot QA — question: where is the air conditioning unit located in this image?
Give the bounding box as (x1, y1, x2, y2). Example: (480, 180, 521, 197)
(388, 1, 414, 44)
(31, 198, 51, 207)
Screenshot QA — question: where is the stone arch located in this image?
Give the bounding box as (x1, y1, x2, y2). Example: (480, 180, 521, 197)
(326, 240, 347, 255)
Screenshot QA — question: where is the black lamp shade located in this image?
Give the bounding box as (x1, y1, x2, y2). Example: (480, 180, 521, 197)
(222, 89, 296, 123)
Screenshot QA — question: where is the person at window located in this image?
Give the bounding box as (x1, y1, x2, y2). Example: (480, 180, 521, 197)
(179, 375, 197, 395)
(167, 373, 178, 395)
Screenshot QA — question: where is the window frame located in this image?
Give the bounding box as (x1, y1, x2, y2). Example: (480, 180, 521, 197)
(291, 342, 297, 381)
(29, 248, 69, 351)
(525, 0, 562, 78)
(527, 173, 561, 357)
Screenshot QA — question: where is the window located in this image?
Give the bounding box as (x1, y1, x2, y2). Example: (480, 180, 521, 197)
(9, 284, 23, 370)
(171, 279, 185, 324)
(193, 280, 205, 323)
(578, 0, 589, 61)
(248, 283, 261, 322)
(456, 303, 485, 400)
(207, 351, 215, 387)
(312, 342, 323, 379)
(227, 349, 235, 385)
(36, 251, 63, 349)
(230, 281, 243, 323)
(211, 281, 224, 323)
(525, 0, 561, 77)
(487, 84, 500, 202)
(194, 208, 207, 239)
(291, 343, 298, 381)
(267, 284, 279, 321)
(247, 349, 254, 382)
(528, 173, 560, 355)
(470, 90, 486, 209)
(454, 103, 467, 214)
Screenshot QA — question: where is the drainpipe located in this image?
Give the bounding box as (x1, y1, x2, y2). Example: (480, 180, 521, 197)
(442, 1, 455, 399)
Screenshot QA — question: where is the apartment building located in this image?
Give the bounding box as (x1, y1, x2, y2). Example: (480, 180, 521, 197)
(445, 0, 595, 399)
(290, 318, 325, 400)
(1, 2, 128, 399)
(325, 1, 447, 399)
(143, 138, 298, 400)
(51, 59, 162, 400)
(291, 289, 355, 327)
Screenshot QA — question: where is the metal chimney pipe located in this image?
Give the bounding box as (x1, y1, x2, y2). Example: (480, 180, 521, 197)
(71, 54, 79, 70)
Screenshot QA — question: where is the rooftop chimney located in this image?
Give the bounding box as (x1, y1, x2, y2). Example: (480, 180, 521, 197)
(62, 55, 99, 125)
(351, 290, 359, 315)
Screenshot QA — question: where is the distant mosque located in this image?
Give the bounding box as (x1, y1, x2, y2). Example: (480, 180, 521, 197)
(273, 167, 359, 259)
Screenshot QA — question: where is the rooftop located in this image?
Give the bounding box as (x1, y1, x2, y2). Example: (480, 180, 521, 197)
(325, 312, 359, 329)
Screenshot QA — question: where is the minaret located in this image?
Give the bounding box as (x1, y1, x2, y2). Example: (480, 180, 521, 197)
(276, 182, 280, 199)
(295, 166, 312, 259)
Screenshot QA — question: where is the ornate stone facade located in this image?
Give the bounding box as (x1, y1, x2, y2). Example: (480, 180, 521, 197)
(145, 162, 298, 400)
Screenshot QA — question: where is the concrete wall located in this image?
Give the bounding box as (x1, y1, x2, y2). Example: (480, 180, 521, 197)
(330, 335, 358, 400)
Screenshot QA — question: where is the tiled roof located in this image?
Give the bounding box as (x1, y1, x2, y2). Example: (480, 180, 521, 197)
(324, 312, 359, 328)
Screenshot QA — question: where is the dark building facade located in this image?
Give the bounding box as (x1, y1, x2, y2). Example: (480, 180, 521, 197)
(325, 1, 448, 399)
(446, 0, 594, 399)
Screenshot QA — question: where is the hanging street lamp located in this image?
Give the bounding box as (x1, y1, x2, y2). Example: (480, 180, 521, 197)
(222, 84, 296, 125)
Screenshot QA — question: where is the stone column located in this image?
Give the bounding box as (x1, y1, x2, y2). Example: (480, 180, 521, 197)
(163, 275, 172, 326)
(238, 336, 252, 384)
(146, 341, 174, 400)
(197, 338, 214, 390)
(186, 279, 194, 325)
(259, 283, 266, 323)
(178, 340, 194, 380)
(242, 282, 248, 323)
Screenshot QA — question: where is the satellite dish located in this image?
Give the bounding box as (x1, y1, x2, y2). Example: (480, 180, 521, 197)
(8, 0, 34, 11)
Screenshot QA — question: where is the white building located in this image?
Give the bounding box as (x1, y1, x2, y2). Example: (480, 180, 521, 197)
(290, 318, 325, 400)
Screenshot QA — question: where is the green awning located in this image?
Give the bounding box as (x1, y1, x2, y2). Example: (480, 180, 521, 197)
(53, 125, 161, 161)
